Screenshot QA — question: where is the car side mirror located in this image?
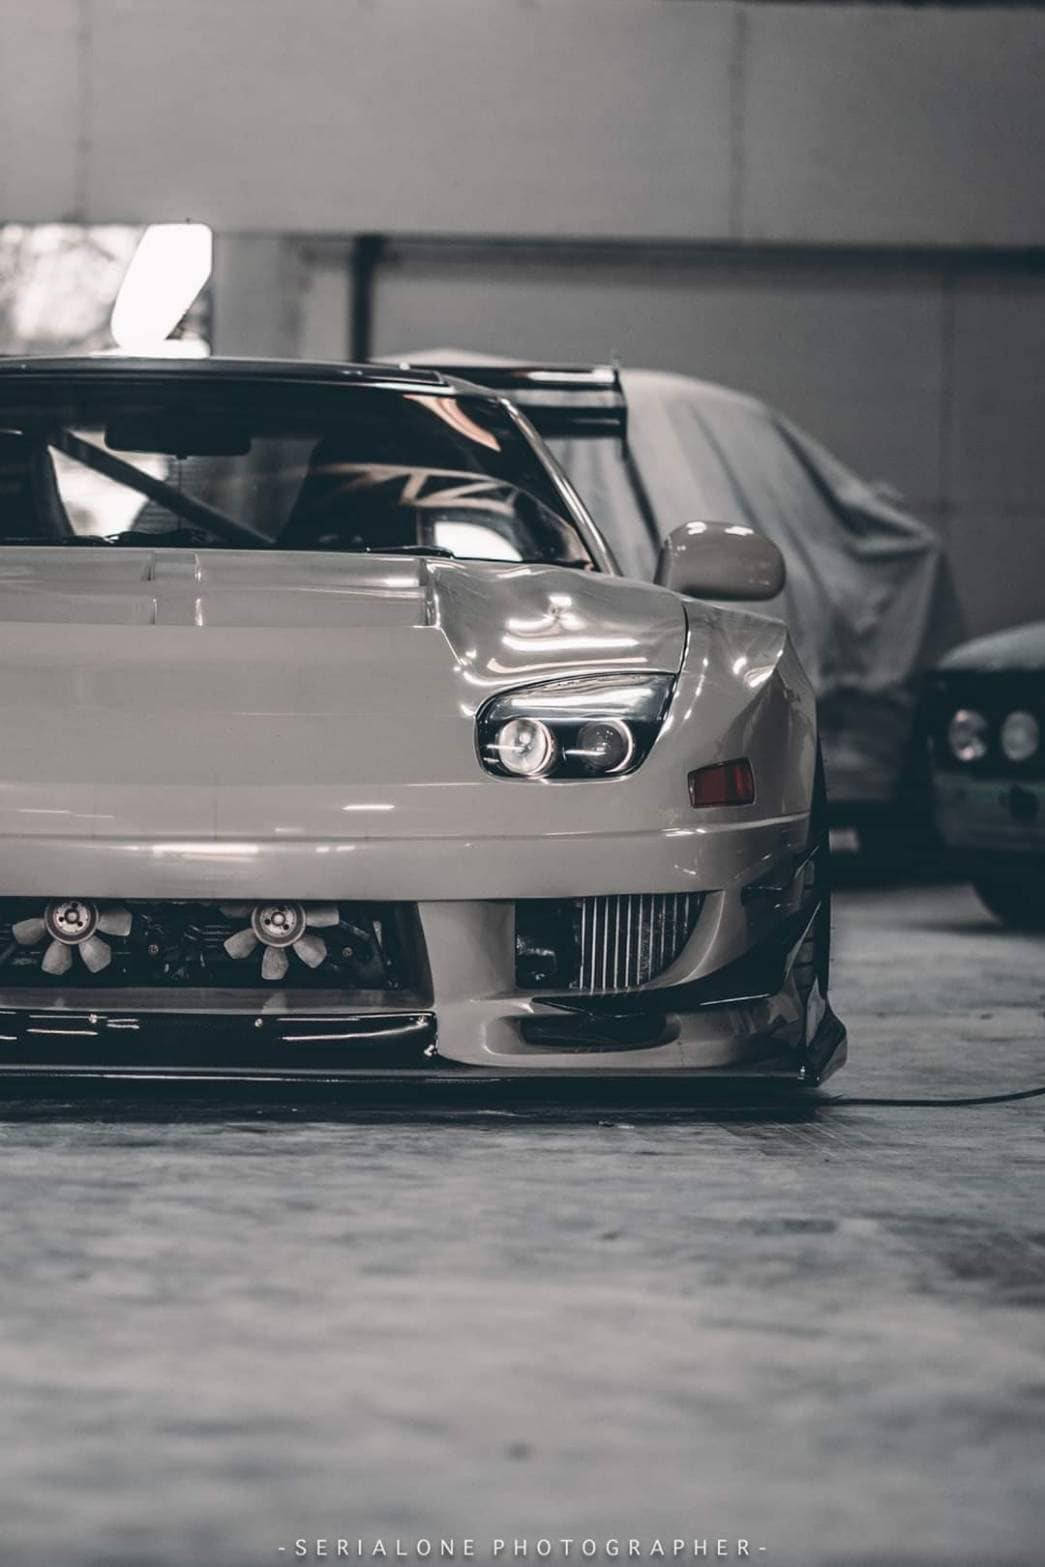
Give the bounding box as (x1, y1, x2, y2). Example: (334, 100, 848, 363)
(654, 522, 786, 602)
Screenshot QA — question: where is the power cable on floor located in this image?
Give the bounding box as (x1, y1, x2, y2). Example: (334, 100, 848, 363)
(821, 1084, 1045, 1108)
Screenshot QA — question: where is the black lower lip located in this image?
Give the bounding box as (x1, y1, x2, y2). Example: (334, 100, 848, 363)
(0, 1007, 436, 1077)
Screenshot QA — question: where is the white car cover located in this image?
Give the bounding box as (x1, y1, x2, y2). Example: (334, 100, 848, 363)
(394, 352, 963, 808)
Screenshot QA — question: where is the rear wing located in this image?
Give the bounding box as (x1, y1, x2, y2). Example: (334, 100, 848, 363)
(398, 362, 627, 441)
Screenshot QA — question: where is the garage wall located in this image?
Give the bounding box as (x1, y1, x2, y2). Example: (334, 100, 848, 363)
(369, 252, 948, 512)
(2, 2, 1044, 246)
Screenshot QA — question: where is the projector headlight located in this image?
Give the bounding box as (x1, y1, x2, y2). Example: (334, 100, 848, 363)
(478, 673, 673, 780)
(575, 719, 635, 775)
(494, 717, 559, 778)
(1000, 709, 1039, 763)
(947, 707, 989, 764)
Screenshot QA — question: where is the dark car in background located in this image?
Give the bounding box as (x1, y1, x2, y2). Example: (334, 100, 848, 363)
(925, 622, 1045, 927)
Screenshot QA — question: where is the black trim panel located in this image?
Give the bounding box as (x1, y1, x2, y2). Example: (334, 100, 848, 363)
(0, 1008, 436, 1078)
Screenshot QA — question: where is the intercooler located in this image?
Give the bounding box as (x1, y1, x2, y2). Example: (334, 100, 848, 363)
(515, 892, 703, 993)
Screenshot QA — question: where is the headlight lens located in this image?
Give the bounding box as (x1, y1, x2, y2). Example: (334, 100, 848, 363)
(947, 707, 989, 763)
(575, 719, 635, 775)
(478, 673, 674, 780)
(1000, 709, 1039, 763)
(494, 717, 559, 777)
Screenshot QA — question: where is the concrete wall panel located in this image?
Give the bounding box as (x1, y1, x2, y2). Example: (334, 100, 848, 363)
(949, 274, 1045, 515)
(211, 234, 303, 357)
(943, 511, 1045, 639)
(85, 0, 734, 237)
(372, 256, 945, 508)
(6, 3, 1045, 245)
(0, 3, 80, 219)
(744, 9, 1045, 246)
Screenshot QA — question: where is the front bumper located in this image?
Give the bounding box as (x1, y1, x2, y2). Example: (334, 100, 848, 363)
(0, 876, 844, 1089)
(0, 752, 852, 1084)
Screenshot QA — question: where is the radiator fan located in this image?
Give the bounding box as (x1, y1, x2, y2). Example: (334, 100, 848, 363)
(11, 899, 133, 975)
(220, 902, 340, 981)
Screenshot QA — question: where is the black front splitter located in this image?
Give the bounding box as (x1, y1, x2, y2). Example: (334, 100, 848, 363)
(0, 1004, 846, 1118)
(0, 1006, 438, 1077)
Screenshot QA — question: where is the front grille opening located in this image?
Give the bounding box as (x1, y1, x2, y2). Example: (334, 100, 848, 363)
(516, 893, 703, 993)
(0, 899, 426, 994)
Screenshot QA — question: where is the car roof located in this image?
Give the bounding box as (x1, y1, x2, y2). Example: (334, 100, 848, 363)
(0, 355, 477, 397)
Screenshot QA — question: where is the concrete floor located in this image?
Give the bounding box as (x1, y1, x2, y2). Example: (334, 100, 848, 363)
(0, 882, 1043, 1567)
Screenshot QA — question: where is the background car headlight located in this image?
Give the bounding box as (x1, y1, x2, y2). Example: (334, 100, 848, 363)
(478, 673, 674, 780)
(1000, 709, 1039, 763)
(947, 707, 989, 763)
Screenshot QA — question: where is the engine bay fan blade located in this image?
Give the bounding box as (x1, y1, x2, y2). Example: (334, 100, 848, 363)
(41, 939, 74, 976)
(78, 934, 113, 974)
(219, 904, 254, 919)
(11, 917, 47, 946)
(223, 928, 259, 960)
(97, 905, 132, 938)
(292, 932, 327, 969)
(304, 904, 340, 929)
(261, 944, 290, 982)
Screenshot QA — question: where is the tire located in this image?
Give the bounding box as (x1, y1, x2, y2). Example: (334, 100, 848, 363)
(973, 876, 1045, 931)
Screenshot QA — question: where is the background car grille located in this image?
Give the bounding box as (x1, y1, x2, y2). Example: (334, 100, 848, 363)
(516, 893, 703, 993)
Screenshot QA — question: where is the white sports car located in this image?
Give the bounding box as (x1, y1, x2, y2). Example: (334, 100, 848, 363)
(0, 357, 845, 1084)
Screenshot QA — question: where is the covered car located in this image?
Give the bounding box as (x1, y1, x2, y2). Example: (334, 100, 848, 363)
(398, 352, 963, 821)
(0, 356, 844, 1085)
(924, 622, 1045, 927)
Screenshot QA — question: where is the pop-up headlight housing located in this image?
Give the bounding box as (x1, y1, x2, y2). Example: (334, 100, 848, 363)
(477, 673, 674, 780)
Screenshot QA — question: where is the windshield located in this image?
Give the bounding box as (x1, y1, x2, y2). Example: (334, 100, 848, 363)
(0, 377, 594, 566)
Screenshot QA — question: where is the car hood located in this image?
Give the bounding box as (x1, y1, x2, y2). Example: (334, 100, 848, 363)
(0, 548, 686, 834)
(938, 621, 1045, 674)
